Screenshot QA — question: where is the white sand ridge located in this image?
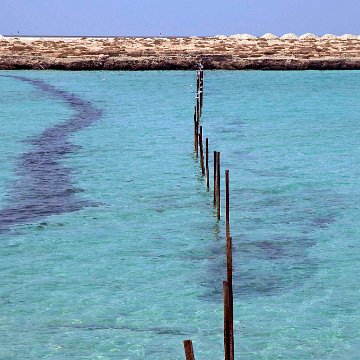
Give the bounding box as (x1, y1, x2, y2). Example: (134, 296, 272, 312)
(260, 33, 279, 40)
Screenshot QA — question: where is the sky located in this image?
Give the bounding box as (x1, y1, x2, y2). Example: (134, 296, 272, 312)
(1, 0, 360, 37)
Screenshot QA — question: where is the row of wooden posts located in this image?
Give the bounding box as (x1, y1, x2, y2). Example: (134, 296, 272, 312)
(183, 69, 235, 360)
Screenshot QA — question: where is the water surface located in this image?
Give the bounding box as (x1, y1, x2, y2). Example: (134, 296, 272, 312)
(1, 70, 360, 359)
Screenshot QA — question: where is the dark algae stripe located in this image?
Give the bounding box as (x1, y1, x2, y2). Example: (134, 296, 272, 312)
(0, 76, 102, 232)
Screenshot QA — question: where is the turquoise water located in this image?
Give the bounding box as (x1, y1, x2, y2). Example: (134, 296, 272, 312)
(1, 70, 360, 359)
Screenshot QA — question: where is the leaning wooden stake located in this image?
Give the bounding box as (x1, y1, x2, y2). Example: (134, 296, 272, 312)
(217, 152, 221, 220)
(227, 234, 234, 360)
(199, 127, 205, 175)
(206, 138, 209, 190)
(223, 281, 230, 360)
(183, 340, 196, 360)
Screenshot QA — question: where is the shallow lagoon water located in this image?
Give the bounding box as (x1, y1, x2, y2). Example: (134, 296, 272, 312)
(1, 70, 360, 359)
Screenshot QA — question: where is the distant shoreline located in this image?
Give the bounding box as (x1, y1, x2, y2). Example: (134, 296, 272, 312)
(2, 36, 360, 70)
(1, 35, 191, 39)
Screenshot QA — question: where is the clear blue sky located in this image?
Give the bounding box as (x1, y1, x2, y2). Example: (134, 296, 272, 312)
(1, 0, 359, 37)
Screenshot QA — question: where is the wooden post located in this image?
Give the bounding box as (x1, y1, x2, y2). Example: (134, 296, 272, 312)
(199, 90, 202, 116)
(194, 106, 198, 158)
(223, 281, 230, 360)
(206, 138, 209, 190)
(225, 171, 233, 359)
(183, 340, 196, 360)
(200, 70, 204, 114)
(217, 152, 221, 220)
(194, 108, 197, 154)
(227, 235, 234, 360)
(198, 70, 201, 115)
(199, 72, 202, 115)
(199, 126, 205, 176)
(213, 151, 217, 205)
(196, 97, 200, 123)
(225, 170, 230, 236)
